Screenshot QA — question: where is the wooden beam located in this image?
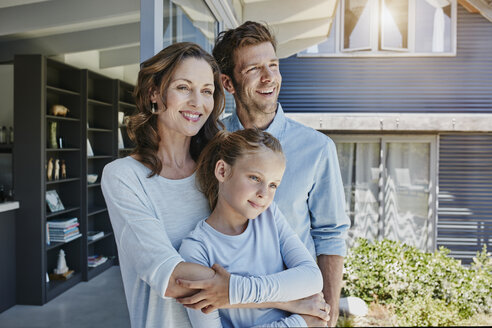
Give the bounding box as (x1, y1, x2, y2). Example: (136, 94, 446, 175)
(458, 0, 480, 13)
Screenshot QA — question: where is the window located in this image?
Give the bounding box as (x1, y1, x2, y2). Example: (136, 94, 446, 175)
(333, 135, 437, 251)
(299, 0, 456, 57)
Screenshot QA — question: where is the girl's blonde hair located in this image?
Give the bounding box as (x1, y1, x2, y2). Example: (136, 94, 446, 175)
(196, 128, 283, 210)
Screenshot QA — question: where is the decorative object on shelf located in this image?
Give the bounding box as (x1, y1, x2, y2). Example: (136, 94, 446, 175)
(87, 174, 98, 184)
(49, 104, 69, 117)
(45, 190, 65, 212)
(49, 121, 58, 149)
(54, 249, 68, 274)
(49, 249, 74, 281)
(118, 128, 124, 149)
(54, 159, 60, 180)
(58, 136, 64, 149)
(61, 160, 67, 179)
(0, 126, 6, 144)
(47, 158, 54, 181)
(9, 126, 13, 144)
(87, 139, 94, 156)
(118, 112, 124, 125)
(123, 115, 130, 126)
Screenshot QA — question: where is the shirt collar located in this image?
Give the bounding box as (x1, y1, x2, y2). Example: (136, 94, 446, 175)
(230, 103, 286, 139)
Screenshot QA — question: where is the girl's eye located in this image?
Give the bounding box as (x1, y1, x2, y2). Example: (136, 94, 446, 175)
(249, 175, 259, 182)
(269, 183, 278, 189)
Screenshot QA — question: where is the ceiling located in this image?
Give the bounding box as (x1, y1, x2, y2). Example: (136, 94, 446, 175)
(0, 0, 340, 82)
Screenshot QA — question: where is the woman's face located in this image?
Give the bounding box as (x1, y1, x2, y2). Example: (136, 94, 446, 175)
(152, 57, 215, 137)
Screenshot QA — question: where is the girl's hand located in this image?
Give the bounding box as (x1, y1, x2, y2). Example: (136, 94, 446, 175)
(286, 293, 331, 321)
(176, 263, 231, 313)
(300, 314, 328, 327)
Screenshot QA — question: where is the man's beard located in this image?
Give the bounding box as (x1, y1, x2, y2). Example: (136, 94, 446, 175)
(232, 77, 277, 118)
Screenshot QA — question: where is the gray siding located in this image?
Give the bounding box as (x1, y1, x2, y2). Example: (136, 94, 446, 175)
(438, 134, 492, 264)
(279, 6, 492, 113)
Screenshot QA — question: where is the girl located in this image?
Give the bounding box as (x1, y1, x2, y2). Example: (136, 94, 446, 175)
(179, 129, 328, 327)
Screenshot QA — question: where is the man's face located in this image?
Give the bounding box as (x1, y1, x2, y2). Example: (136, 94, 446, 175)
(230, 42, 282, 118)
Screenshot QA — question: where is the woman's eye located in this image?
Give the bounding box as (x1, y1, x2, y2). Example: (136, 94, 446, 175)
(203, 89, 213, 95)
(269, 183, 278, 189)
(177, 85, 190, 92)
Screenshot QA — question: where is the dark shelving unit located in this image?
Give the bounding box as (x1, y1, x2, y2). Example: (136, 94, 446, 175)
(14, 55, 126, 305)
(115, 81, 137, 157)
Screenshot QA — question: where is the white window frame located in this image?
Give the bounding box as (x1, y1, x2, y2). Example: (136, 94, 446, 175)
(330, 134, 438, 251)
(298, 0, 457, 58)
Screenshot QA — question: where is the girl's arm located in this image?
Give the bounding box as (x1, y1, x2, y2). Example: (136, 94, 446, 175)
(178, 203, 323, 307)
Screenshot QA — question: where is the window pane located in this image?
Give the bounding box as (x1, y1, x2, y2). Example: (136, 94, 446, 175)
(384, 142, 431, 250)
(343, 0, 372, 50)
(336, 142, 380, 247)
(172, 2, 217, 53)
(381, 0, 409, 50)
(415, 0, 452, 53)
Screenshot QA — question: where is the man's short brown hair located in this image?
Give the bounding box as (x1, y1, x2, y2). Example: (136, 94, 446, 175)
(212, 21, 277, 78)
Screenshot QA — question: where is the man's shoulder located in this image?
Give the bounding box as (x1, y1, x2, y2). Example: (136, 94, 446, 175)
(284, 115, 335, 149)
(221, 113, 236, 131)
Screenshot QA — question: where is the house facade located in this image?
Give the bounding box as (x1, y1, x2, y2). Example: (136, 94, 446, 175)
(279, 2, 492, 264)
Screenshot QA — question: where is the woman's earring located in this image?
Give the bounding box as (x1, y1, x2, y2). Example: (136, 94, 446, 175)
(151, 102, 156, 113)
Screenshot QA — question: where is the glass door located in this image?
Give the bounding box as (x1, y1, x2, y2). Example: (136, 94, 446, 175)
(332, 135, 437, 251)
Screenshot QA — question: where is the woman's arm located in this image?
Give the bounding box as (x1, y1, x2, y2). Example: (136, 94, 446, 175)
(102, 164, 229, 305)
(166, 262, 230, 310)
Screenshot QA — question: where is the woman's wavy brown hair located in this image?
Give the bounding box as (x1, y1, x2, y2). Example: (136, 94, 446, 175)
(196, 128, 284, 210)
(128, 42, 225, 177)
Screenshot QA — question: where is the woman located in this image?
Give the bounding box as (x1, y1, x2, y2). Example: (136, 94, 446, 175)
(102, 42, 329, 328)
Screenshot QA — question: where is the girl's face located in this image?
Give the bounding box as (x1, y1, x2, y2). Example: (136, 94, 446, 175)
(216, 148, 286, 220)
(151, 57, 215, 137)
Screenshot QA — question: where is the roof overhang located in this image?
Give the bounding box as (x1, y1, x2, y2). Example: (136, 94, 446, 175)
(458, 0, 492, 22)
(242, 0, 339, 58)
(203, 0, 339, 58)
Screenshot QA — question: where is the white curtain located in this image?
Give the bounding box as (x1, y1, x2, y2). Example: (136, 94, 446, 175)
(424, 0, 450, 52)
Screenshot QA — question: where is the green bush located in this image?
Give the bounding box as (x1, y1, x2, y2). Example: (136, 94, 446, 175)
(343, 238, 492, 325)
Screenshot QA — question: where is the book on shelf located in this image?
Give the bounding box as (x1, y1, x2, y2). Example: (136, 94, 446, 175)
(87, 230, 104, 241)
(88, 255, 108, 268)
(50, 232, 82, 243)
(47, 217, 78, 228)
(49, 225, 80, 235)
(46, 222, 50, 245)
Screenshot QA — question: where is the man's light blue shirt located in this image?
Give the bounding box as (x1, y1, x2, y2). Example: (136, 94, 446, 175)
(222, 104, 350, 258)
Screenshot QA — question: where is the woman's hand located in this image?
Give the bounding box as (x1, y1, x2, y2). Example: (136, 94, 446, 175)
(176, 263, 231, 313)
(300, 314, 328, 327)
(282, 293, 330, 321)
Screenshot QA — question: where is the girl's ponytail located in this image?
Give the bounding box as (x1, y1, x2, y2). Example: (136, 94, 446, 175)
(196, 130, 229, 210)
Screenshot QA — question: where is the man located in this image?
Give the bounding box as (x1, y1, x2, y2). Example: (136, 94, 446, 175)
(213, 21, 350, 327)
